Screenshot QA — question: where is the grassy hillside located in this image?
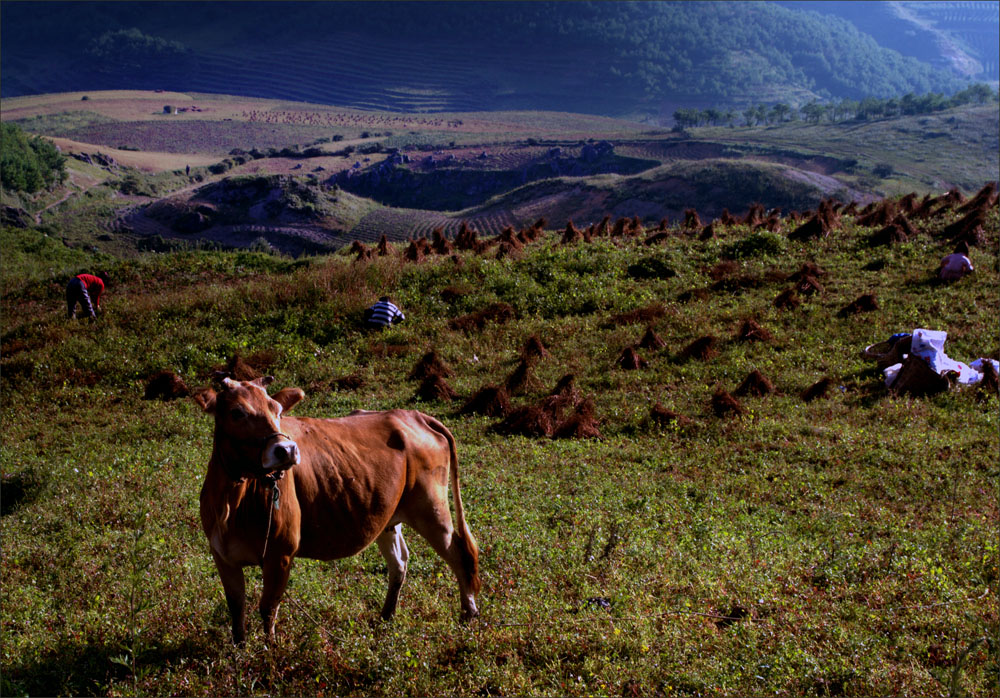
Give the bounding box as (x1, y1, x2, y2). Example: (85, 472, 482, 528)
(1, 186, 998, 696)
(700, 103, 1000, 196)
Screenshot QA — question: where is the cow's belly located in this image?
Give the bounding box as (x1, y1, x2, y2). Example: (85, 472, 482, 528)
(290, 472, 404, 561)
(294, 506, 399, 560)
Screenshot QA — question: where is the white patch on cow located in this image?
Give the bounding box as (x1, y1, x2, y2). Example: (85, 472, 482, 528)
(463, 593, 479, 617)
(262, 434, 300, 471)
(376, 524, 410, 619)
(380, 524, 409, 581)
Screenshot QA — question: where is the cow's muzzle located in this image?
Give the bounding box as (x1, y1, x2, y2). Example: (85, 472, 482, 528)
(260, 432, 300, 473)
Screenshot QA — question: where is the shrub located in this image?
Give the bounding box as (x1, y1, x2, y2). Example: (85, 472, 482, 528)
(627, 255, 676, 280)
(249, 237, 277, 254)
(721, 230, 785, 259)
(119, 172, 154, 196)
(1, 123, 67, 193)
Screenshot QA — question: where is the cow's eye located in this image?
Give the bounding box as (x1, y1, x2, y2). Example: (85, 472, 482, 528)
(229, 407, 246, 421)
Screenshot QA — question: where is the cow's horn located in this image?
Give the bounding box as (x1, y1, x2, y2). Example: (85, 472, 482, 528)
(257, 375, 275, 387)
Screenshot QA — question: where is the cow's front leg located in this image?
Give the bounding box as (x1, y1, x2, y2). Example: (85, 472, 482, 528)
(212, 552, 248, 645)
(259, 553, 294, 638)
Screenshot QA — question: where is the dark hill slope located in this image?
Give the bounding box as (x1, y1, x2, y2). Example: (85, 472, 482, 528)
(1, 1, 961, 115)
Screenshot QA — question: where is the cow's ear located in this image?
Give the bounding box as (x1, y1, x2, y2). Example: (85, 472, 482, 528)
(273, 387, 305, 412)
(193, 388, 217, 414)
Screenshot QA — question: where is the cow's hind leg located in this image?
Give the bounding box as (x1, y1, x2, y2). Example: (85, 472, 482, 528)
(212, 552, 248, 645)
(376, 523, 410, 620)
(406, 515, 479, 621)
(259, 553, 294, 639)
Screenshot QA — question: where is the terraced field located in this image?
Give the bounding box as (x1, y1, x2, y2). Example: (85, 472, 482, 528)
(900, 0, 1000, 79)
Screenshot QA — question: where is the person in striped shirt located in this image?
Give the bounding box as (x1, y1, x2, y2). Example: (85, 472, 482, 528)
(365, 296, 405, 330)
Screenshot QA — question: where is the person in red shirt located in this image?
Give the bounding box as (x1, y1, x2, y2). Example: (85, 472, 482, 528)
(66, 272, 108, 319)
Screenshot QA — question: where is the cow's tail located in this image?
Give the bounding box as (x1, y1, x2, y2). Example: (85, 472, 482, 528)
(428, 415, 481, 595)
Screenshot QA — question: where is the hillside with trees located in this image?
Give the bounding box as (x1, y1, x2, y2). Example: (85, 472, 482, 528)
(0, 123, 67, 194)
(1, 1, 967, 117)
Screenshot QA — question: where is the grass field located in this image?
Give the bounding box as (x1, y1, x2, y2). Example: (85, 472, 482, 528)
(1, 185, 997, 696)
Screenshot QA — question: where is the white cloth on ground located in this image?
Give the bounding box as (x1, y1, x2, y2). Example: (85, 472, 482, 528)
(883, 328, 994, 386)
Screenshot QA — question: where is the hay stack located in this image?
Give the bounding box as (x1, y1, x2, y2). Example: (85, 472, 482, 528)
(431, 228, 453, 255)
(801, 377, 833, 402)
(415, 375, 458, 402)
(742, 203, 766, 227)
(677, 336, 718, 362)
(460, 384, 512, 417)
(734, 369, 775, 397)
(331, 373, 364, 391)
(774, 288, 801, 310)
(683, 208, 702, 230)
(638, 326, 667, 350)
(491, 404, 556, 438)
(504, 359, 541, 395)
(409, 350, 454, 381)
(788, 214, 829, 242)
(648, 403, 690, 428)
(448, 302, 515, 332)
(562, 219, 583, 244)
(838, 294, 879, 317)
(711, 388, 746, 417)
(617, 346, 648, 370)
(520, 335, 550, 363)
(453, 221, 479, 251)
(552, 398, 602, 439)
(889, 357, 949, 397)
(403, 239, 426, 263)
(144, 370, 189, 400)
(735, 319, 773, 343)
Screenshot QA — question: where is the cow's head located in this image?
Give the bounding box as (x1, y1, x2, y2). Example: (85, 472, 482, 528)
(194, 375, 304, 480)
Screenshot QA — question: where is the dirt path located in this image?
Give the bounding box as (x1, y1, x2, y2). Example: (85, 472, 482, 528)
(34, 185, 81, 224)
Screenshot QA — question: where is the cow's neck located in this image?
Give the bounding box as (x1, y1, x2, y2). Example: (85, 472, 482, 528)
(212, 433, 255, 483)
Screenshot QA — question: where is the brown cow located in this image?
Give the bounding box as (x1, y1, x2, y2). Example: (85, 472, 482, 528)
(194, 375, 480, 644)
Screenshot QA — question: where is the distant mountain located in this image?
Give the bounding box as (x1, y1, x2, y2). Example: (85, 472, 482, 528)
(778, 1, 999, 84)
(1, 1, 966, 116)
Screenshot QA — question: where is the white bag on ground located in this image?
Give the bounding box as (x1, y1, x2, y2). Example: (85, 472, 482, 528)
(908, 328, 982, 385)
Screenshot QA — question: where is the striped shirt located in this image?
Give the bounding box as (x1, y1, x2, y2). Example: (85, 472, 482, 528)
(367, 300, 405, 327)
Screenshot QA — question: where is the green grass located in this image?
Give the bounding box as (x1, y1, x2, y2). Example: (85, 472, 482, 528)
(698, 103, 1000, 196)
(1, 198, 998, 696)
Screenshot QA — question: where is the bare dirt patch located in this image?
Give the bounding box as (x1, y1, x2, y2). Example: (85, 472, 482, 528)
(48, 137, 218, 173)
